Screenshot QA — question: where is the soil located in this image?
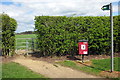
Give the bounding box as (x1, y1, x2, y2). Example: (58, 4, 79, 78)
(1, 52, 119, 79)
(12, 55, 101, 78)
(100, 71, 120, 78)
(1, 56, 15, 63)
(28, 54, 111, 64)
(15, 50, 119, 63)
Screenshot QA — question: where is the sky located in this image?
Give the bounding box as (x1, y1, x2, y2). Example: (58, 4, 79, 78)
(0, 0, 120, 33)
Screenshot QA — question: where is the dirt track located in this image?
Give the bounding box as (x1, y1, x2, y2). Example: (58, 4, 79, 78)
(12, 56, 101, 78)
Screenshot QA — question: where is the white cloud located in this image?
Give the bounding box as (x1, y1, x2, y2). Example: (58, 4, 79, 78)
(0, 0, 119, 33)
(2, 0, 119, 3)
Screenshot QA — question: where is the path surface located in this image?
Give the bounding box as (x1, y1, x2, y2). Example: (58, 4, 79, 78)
(12, 56, 100, 78)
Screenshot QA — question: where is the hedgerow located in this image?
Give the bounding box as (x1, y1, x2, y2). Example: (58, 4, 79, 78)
(0, 13, 17, 56)
(34, 15, 119, 56)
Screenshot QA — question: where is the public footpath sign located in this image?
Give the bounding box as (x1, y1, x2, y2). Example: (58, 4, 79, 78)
(102, 3, 114, 72)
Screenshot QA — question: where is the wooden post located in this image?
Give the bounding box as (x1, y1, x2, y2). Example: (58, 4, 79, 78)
(32, 38, 34, 51)
(82, 54, 84, 63)
(26, 40, 29, 55)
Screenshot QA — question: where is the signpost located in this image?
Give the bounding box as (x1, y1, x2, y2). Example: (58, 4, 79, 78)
(102, 3, 114, 72)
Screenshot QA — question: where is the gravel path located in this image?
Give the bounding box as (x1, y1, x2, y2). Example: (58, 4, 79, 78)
(12, 56, 101, 78)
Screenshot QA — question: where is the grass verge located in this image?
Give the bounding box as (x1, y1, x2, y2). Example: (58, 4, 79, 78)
(57, 57, 120, 79)
(92, 57, 119, 71)
(2, 62, 48, 79)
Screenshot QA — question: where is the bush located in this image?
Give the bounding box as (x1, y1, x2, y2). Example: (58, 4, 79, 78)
(34, 15, 120, 56)
(0, 13, 17, 56)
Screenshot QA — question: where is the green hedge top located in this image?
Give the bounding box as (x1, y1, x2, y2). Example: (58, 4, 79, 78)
(35, 15, 119, 56)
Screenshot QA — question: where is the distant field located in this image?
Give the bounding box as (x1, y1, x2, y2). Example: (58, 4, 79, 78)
(15, 34, 37, 50)
(15, 34, 36, 38)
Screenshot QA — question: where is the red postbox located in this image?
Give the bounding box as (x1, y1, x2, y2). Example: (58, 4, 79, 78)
(78, 40, 88, 55)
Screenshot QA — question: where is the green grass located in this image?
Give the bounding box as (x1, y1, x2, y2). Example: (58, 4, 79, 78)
(15, 34, 36, 38)
(57, 57, 120, 77)
(92, 57, 120, 71)
(2, 62, 48, 79)
(58, 60, 101, 75)
(15, 34, 37, 50)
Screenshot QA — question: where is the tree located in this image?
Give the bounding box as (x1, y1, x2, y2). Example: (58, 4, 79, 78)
(0, 13, 17, 57)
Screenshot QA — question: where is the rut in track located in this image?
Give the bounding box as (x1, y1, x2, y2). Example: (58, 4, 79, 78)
(13, 56, 101, 78)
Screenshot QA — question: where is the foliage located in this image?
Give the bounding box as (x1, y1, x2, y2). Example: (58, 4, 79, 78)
(0, 13, 17, 56)
(0, 15, 2, 51)
(113, 16, 120, 53)
(35, 15, 120, 56)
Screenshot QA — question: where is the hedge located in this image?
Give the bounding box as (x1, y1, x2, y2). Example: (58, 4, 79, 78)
(34, 15, 120, 56)
(0, 13, 17, 56)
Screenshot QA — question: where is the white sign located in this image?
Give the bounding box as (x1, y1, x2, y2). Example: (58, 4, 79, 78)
(83, 51, 87, 54)
(81, 45, 86, 50)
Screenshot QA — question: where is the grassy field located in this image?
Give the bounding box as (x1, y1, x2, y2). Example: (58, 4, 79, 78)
(15, 34, 36, 38)
(15, 34, 37, 50)
(57, 57, 120, 78)
(2, 62, 48, 79)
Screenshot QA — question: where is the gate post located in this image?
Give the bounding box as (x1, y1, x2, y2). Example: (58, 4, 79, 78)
(26, 40, 29, 55)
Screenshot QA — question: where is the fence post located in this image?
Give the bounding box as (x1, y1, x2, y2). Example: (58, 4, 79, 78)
(32, 38, 34, 52)
(26, 40, 29, 55)
(16, 39, 17, 51)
